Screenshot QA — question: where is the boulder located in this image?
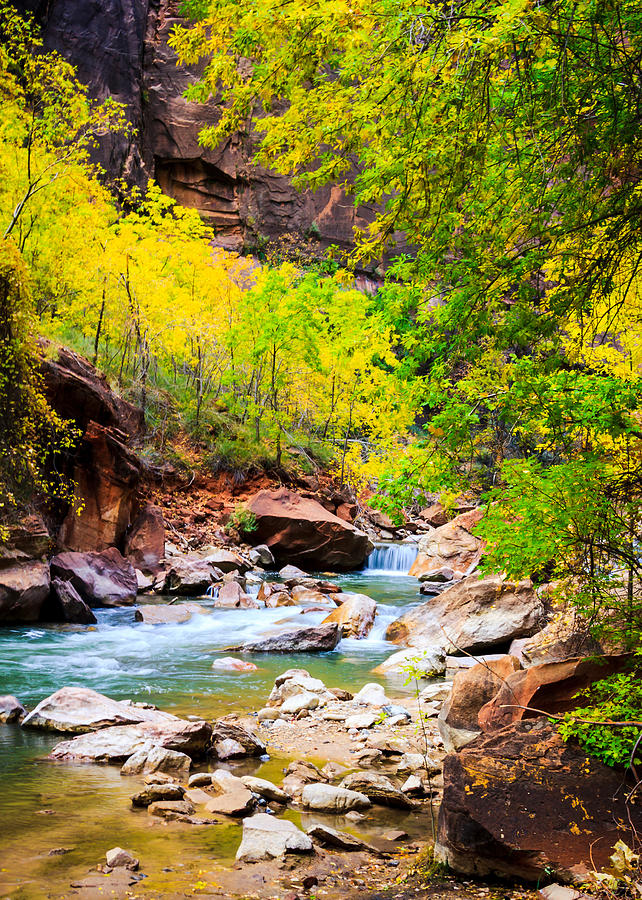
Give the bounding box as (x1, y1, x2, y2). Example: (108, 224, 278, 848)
(478, 654, 633, 733)
(210, 720, 266, 758)
(105, 847, 139, 870)
(509, 604, 602, 667)
(202, 771, 254, 816)
(409, 508, 485, 580)
(135, 602, 208, 624)
(131, 782, 184, 807)
(301, 783, 371, 813)
(50, 549, 137, 607)
(249, 545, 275, 567)
(241, 776, 289, 803)
(215, 581, 257, 608)
(291, 586, 333, 606)
(438, 655, 522, 752)
(236, 624, 341, 653)
(125, 504, 165, 573)
(257, 582, 291, 606)
(435, 719, 642, 880)
(306, 824, 378, 853)
(201, 548, 248, 574)
(339, 772, 417, 809)
(353, 683, 392, 707)
(371, 647, 446, 678)
(120, 744, 191, 778)
(44, 578, 97, 624)
(279, 564, 309, 580)
(0, 695, 25, 723)
(267, 670, 335, 707)
(0, 561, 51, 623)
(22, 687, 178, 733)
(163, 556, 221, 595)
(236, 813, 313, 862)
(245, 488, 370, 570)
(322, 592, 376, 638)
(49, 719, 212, 762)
(148, 800, 195, 819)
(282, 760, 328, 797)
(386, 575, 543, 655)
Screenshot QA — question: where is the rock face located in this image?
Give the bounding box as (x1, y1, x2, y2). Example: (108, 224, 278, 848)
(322, 592, 376, 638)
(50, 548, 137, 607)
(438, 655, 521, 752)
(245, 489, 371, 570)
(478, 655, 633, 733)
(386, 575, 543, 654)
(0, 561, 50, 623)
(237, 624, 342, 653)
(236, 813, 313, 862)
(435, 718, 642, 880)
(22, 687, 178, 732)
(124, 504, 165, 573)
(409, 508, 485, 580)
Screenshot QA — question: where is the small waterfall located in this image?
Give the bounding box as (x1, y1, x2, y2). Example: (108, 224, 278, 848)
(364, 542, 418, 575)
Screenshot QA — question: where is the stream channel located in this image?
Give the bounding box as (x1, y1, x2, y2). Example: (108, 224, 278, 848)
(0, 543, 433, 897)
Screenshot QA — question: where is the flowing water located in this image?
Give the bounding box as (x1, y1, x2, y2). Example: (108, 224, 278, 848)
(0, 543, 425, 898)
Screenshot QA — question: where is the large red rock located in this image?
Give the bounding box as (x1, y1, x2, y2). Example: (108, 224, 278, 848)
(478, 654, 633, 733)
(245, 488, 371, 570)
(125, 504, 165, 573)
(409, 508, 485, 580)
(50, 548, 137, 607)
(0, 561, 50, 623)
(435, 719, 642, 881)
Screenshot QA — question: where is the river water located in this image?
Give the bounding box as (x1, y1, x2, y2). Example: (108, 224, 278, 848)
(0, 543, 427, 897)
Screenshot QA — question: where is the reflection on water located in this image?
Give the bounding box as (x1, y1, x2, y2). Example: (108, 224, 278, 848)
(0, 563, 426, 896)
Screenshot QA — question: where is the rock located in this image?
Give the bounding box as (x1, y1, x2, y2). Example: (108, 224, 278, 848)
(282, 760, 328, 796)
(211, 657, 258, 673)
(435, 719, 642, 881)
(236, 623, 341, 653)
(135, 602, 208, 625)
(418, 682, 453, 703)
(419, 502, 452, 527)
(258, 583, 295, 607)
(125, 504, 165, 573)
(49, 719, 212, 762)
(200, 548, 247, 574)
(364, 734, 410, 755)
(203, 772, 254, 816)
(301, 783, 371, 813)
(371, 647, 446, 678)
(345, 712, 378, 729)
(216, 581, 247, 607)
(510, 604, 603, 667)
(396, 752, 443, 776)
(386, 575, 543, 655)
(241, 776, 289, 803)
(188, 772, 212, 787)
(120, 745, 191, 778)
(213, 738, 246, 759)
(353, 683, 391, 707)
(277, 564, 308, 580)
(329, 687, 353, 701)
(258, 707, 281, 722)
(236, 813, 313, 861)
(44, 577, 97, 624)
(438, 655, 522, 752)
(148, 800, 195, 820)
(131, 782, 185, 806)
(0, 561, 50, 623)
(210, 720, 266, 758)
(163, 556, 221, 595)
(105, 847, 139, 870)
(4, 514, 51, 559)
(401, 775, 424, 795)
(246, 488, 370, 570)
(291, 586, 332, 605)
(478, 654, 633, 733)
(419, 567, 456, 583)
(22, 687, 177, 733)
(306, 824, 378, 853)
(539, 887, 591, 900)
(281, 692, 320, 714)
(267, 670, 334, 707)
(50, 549, 137, 608)
(249, 545, 275, 567)
(322, 592, 376, 638)
(339, 772, 417, 809)
(409, 508, 485, 579)
(0, 695, 25, 723)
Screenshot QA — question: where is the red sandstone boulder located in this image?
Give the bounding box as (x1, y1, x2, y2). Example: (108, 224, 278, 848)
(478, 654, 633, 733)
(435, 718, 642, 881)
(409, 508, 485, 580)
(124, 504, 165, 573)
(0, 561, 50, 623)
(50, 548, 137, 607)
(245, 488, 371, 570)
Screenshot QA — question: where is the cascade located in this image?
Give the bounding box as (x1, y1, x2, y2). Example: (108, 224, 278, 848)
(364, 542, 418, 575)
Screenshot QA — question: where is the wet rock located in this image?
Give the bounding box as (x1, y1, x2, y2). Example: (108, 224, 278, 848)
(236, 812, 313, 861)
(135, 602, 208, 625)
(386, 575, 543, 655)
(301, 783, 371, 813)
(0, 695, 25, 723)
(211, 657, 258, 673)
(0, 561, 50, 623)
(291, 586, 332, 606)
(306, 823, 379, 853)
(162, 556, 221, 595)
(246, 488, 371, 570)
(188, 772, 212, 787)
(45, 578, 97, 624)
(210, 720, 266, 758)
(279, 565, 309, 580)
(215, 581, 257, 608)
(439, 655, 522, 752)
(236, 623, 341, 653)
(249, 545, 275, 567)
(131, 783, 184, 807)
(22, 687, 178, 733)
(409, 508, 485, 579)
(371, 646, 447, 677)
(259, 583, 296, 607)
(120, 744, 191, 778)
(148, 799, 195, 819)
(339, 772, 417, 809)
(322, 592, 376, 638)
(241, 776, 289, 803)
(50, 549, 137, 607)
(105, 847, 139, 870)
(125, 504, 165, 573)
(203, 772, 254, 816)
(435, 719, 642, 880)
(49, 718, 212, 762)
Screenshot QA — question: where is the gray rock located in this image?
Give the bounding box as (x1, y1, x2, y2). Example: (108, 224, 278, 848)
(301, 783, 371, 813)
(147, 800, 195, 820)
(105, 847, 139, 870)
(49, 719, 212, 762)
(236, 813, 313, 861)
(22, 687, 178, 733)
(339, 772, 417, 809)
(237, 624, 341, 653)
(120, 744, 191, 778)
(241, 776, 289, 803)
(131, 783, 184, 807)
(249, 545, 275, 567)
